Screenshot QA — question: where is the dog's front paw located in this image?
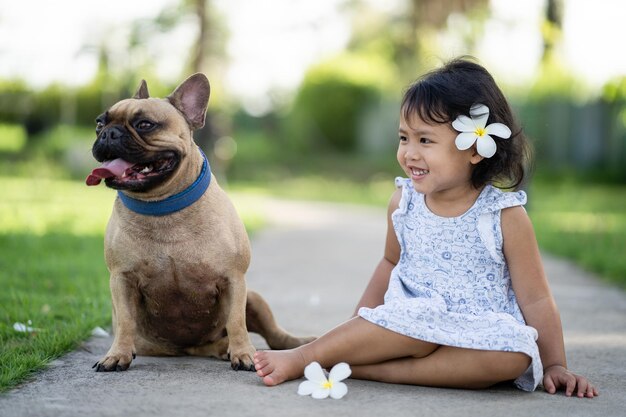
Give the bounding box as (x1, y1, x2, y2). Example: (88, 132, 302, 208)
(93, 351, 136, 372)
(228, 344, 256, 371)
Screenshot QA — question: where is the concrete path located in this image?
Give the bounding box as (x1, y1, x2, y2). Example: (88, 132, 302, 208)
(1, 197, 624, 417)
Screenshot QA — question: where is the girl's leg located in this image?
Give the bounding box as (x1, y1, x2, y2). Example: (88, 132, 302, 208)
(351, 346, 532, 389)
(254, 317, 438, 386)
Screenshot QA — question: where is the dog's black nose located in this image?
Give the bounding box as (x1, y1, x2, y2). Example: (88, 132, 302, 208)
(92, 124, 132, 162)
(101, 125, 126, 141)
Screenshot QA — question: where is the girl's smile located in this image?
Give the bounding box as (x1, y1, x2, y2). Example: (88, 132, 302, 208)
(409, 167, 429, 180)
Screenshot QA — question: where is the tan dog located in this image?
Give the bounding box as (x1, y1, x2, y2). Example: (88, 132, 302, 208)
(87, 74, 313, 372)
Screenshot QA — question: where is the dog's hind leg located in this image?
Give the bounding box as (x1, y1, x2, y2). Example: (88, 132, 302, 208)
(245, 290, 316, 350)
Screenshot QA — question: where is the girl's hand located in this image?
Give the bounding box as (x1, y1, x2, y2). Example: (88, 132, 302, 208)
(543, 365, 599, 398)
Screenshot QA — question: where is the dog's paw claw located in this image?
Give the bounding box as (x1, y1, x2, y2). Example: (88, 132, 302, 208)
(93, 351, 133, 372)
(231, 362, 256, 371)
(94, 362, 129, 372)
(230, 358, 256, 372)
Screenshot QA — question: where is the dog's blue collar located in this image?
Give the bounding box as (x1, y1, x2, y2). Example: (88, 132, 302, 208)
(117, 150, 211, 216)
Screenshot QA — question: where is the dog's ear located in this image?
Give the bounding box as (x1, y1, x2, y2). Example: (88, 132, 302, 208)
(167, 73, 211, 130)
(133, 80, 150, 99)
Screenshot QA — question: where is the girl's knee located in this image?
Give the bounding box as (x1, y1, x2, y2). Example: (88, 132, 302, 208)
(459, 351, 530, 389)
(485, 351, 531, 382)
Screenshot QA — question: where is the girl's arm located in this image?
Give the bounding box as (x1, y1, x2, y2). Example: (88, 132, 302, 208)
(352, 189, 402, 316)
(502, 206, 598, 398)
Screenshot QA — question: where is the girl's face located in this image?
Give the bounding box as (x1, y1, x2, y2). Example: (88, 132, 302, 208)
(397, 110, 483, 202)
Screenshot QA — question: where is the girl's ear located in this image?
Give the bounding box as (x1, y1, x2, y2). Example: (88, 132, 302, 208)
(469, 147, 484, 165)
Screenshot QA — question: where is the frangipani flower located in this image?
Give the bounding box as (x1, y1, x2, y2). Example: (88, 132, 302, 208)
(452, 103, 511, 158)
(297, 362, 351, 399)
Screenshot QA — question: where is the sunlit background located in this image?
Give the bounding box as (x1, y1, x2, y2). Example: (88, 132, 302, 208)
(1, 0, 625, 93)
(1, 0, 624, 180)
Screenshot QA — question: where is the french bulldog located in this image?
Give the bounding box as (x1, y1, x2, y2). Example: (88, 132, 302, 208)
(87, 73, 313, 372)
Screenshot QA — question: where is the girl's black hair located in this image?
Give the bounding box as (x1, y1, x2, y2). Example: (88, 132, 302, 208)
(401, 57, 532, 190)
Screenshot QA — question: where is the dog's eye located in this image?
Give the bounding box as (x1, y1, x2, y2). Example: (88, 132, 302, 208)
(95, 121, 104, 132)
(135, 120, 155, 131)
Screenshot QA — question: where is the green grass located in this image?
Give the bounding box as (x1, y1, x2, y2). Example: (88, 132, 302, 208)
(0, 232, 111, 391)
(0, 176, 264, 392)
(0, 177, 114, 392)
(529, 180, 626, 288)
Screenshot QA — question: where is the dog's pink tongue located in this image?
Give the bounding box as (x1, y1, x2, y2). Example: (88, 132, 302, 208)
(86, 159, 134, 186)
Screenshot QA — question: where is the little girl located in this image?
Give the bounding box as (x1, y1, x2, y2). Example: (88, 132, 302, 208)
(254, 58, 598, 397)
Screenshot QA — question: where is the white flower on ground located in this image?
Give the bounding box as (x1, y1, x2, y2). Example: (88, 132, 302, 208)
(452, 103, 511, 158)
(297, 362, 351, 399)
(13, 320, 36, 333)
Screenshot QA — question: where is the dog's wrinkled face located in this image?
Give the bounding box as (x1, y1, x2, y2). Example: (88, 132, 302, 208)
(90, 103, 182, 191)
(86, 74, 210, 192)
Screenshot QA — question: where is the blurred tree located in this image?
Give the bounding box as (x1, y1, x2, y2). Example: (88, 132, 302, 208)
(181, 0, 230, 154)
(78, 0, 229, 152)
(409, 0, 489, 48)
(343, 0, 489, 78)
(541, 0, 564, 63)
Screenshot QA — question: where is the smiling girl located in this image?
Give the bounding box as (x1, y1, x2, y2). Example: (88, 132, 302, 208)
(253, 57, 597, 397)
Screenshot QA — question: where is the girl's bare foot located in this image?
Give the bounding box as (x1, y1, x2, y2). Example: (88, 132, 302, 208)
(253, 349, 307, 386)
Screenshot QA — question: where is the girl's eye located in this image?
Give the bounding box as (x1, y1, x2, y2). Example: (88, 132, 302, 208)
(420, 137, 432, 144)
(399, 135, 408, 142)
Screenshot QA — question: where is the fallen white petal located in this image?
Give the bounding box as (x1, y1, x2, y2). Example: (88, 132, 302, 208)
(297, 380, 317, 396)
(330, 381, 348, 399)
(304, 361, 327, 384)
(13, 322, 34, 332)
(311, 387, 330, 399)
(91, 327, 109, 337)
(329, 362, 352, 382)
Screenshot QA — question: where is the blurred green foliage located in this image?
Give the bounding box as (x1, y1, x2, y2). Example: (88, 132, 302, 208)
(529, 179, 626, 288)
(510, 59, 626, 183)
(0, 124, 26, 153)
(0, 58, 624, 186)
(603, 76, 626, 103)
(0, 76, 183, 136)
(283, 53, 395, 153)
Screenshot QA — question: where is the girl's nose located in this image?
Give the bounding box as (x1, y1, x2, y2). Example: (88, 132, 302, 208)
(404, 146, 420, 161)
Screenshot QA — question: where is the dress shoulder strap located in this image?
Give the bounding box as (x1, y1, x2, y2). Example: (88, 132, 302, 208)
(476, 185, 527, 264)
(394, 177, 416, 214)
(478, 185, 527, 214)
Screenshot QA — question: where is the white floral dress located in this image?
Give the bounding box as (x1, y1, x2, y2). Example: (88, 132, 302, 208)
(359, 178, 543, 391)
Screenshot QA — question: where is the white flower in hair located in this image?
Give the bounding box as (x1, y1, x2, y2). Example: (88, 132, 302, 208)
(297, 362, 351, 399)
(452, 103, 511, 158)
